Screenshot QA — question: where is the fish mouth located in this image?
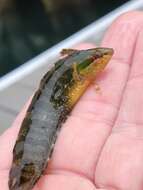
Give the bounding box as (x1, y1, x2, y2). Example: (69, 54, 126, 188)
(90, 47, 114, 75)
(100, 48, 114, 67)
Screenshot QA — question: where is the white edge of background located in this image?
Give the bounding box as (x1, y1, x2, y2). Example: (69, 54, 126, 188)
(0, 0, 142, 91)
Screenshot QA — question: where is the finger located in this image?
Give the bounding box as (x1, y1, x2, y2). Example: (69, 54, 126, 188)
(0, 98, 32, 190)
(115, 27, 143, 125)
(95, 11, 143, 190)
(0, 97, 32, 170)
(48, 11, 135, 180)
(33, 174, 96, 190)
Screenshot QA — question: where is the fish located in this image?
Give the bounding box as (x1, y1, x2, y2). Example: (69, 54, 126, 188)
(9, 47, 113, 190)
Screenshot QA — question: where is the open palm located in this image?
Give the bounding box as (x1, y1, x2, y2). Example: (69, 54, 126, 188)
(1, 11, 143, 190)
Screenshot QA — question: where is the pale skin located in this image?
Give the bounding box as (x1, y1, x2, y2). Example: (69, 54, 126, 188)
(1, 11, 143, 190)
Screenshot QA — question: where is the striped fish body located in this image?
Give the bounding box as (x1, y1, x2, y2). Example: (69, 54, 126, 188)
(9, 48, 113, 190)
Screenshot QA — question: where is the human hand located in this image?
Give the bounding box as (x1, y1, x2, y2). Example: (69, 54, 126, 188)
(1, 11, 143, 190)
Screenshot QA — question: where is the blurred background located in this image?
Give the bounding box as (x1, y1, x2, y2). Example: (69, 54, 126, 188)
(0, 0, 128, 77)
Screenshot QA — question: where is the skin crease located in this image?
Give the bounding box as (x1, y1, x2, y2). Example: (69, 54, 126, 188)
(1, 11, 143, 190)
